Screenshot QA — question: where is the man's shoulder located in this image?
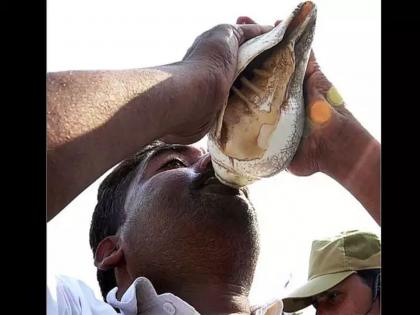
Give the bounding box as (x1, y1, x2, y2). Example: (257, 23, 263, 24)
(251, 300, 284, 315)
(48, 275, 117, 315)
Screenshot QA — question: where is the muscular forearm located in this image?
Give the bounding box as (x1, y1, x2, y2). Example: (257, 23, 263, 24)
(319, 124, 381, 225)
(47, 62, 209, 220)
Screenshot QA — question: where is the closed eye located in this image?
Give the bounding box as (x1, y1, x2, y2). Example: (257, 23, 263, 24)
(158, 158, 186, 171)
(326, 291, 340, 302)
(312, 290, 342, 309)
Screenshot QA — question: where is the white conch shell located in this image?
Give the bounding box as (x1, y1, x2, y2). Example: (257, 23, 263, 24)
(208, 1, 317, 187)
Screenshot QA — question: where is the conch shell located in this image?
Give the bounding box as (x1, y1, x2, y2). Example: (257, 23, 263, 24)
(208, 1, 317, 187)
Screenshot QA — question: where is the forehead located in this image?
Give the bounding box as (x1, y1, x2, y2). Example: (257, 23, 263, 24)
(317, 274, 359, 297)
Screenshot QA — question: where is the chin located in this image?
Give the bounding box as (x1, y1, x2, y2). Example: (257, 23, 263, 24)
(189, 187, 259, 240)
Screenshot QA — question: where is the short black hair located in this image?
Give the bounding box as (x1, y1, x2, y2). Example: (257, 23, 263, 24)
(89, 140, 167, 300)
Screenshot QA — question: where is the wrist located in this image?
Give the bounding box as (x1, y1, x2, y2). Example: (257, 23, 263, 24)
(319, 121, 379, 183)
(319, 120, 380, 221)
(323, 124, 381, 225)
(158, 60, 222, 135)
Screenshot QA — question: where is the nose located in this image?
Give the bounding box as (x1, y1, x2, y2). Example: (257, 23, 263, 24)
(193, 153, 213, 174)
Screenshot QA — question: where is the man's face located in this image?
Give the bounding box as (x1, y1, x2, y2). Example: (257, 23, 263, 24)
(119, 144, 259, 292)
(312, 274, 377, 315)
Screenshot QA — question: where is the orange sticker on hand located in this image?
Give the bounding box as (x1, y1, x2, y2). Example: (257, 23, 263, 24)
(309, 100, 332, 124)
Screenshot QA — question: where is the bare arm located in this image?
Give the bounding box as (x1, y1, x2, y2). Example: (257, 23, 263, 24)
(318, 121, 380, 224)
(47, 23, 272, 221)
(287, 52, 381, 225)
(47, 64, 207, 220)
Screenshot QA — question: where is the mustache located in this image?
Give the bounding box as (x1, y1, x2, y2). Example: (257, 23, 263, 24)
(190, 168, 251, 199)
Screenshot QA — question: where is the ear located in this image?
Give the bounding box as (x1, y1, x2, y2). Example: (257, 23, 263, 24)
(94, 236, 124, 270)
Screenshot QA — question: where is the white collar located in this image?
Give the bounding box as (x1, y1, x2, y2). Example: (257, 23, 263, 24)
(106, 277, 283, 315)
(106, 277, 199, 315)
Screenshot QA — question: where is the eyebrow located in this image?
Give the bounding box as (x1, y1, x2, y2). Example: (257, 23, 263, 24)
(315, 286, 342, 300)
(145, 145, 188, 167)
(134, 144, 190, 181)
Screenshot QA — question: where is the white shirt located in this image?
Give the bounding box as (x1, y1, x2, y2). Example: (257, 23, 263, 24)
(47, 275, 283, 315)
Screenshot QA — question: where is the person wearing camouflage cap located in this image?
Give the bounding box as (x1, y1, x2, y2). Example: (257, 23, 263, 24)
(283, 230, 380, 315)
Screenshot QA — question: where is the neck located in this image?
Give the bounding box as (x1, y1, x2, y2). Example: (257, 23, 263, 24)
(175, 282, 251, 315)
(115, 267, 132, 300)
(116, 271, 252, 314)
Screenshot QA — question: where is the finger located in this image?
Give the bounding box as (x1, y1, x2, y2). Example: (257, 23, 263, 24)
(274, 19, 282, 26)
(304, 50, 319, 80)
(236, 16, 257, 24)
(235, 24, 273, 45)
(305, 63, 346, 110)
(304, 73, 346, 126)
(304, 70, 334, 125)
(308, 100, 333, 125)
(305, 82, 333, 125)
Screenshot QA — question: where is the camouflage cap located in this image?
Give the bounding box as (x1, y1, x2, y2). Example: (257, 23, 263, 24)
(282, 230, 381, 312)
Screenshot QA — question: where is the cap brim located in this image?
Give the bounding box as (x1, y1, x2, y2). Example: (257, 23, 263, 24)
(282, 271, 356, 312)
